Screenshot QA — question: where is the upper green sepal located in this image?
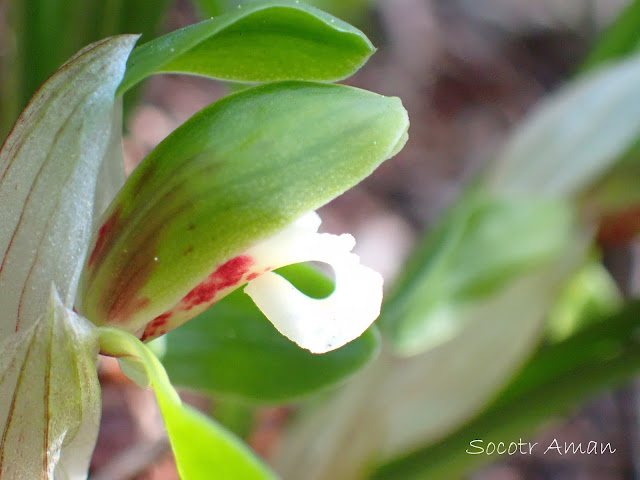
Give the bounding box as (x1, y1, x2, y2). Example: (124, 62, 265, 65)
(117, 0, 375, 95)
(79, 81, 408, 334)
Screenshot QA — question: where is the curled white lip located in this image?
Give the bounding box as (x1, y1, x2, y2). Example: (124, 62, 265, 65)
(245, 211, 383, 354)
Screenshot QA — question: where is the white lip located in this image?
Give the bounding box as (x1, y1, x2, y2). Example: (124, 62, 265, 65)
(244, 212, 383, 354)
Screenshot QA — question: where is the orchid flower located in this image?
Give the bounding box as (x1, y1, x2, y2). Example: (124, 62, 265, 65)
(77, 82, 407, 358)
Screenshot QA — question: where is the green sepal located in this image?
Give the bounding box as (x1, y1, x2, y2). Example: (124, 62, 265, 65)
(117, 0, 375, 95)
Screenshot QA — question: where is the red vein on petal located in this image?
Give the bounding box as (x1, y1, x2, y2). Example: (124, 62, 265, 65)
(12, 94, 94, 332)
(43, 312, 54, 476)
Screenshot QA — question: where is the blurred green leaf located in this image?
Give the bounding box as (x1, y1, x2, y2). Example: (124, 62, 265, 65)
(157, 264, 380, 403)
(1, 0, 169, 139)
(0, 36, 136, 340)
(380, 194, 575, 355)
(118, 0, 375, 95)
(191, 0, 230, 16)
(546, 259, 621, 341)
(99, 328, 278, 480)
(488, 53, 640, 199)
(80, 81, 408, 334)
(580, 0, 640, 72)
(373, 299, 640, 480)
(0, 289, 100, 479)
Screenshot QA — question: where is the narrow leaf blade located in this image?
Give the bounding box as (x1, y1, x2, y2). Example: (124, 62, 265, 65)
(372, 300, 640, 480)
(580, 0, 640, 72)
(381, 194, 576, 355)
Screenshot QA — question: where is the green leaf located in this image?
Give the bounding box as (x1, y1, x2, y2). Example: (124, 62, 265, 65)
(488, 52, 640, 199)
(380, 194, 576, 355)
(156, 264, 380, 402)
(79, 81, 408, 333)
(99, 328, 277, 480)
(0, 289, 101, 479)
(1, 0, 169, 139)
(580, 0, 640, 72)
(0, 36, 136, 340)
(117, 1, 375, 95)
(372, 300, 640, 480)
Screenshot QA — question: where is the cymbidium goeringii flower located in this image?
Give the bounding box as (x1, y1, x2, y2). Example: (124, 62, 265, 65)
(78, 82, 409, 354)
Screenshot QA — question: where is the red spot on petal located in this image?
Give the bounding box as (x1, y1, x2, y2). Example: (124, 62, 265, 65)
(180, 255, 253, 310)
(247, 272, 260, 281)
(88, 207, 122, 268)
(140, 311, 172, 342)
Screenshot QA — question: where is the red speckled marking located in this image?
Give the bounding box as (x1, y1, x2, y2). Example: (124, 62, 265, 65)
(247, 272, 260, 281)
(140, 311, 172, 341)
(88, 207, 121, 267)
(180, 255, 254, 310)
